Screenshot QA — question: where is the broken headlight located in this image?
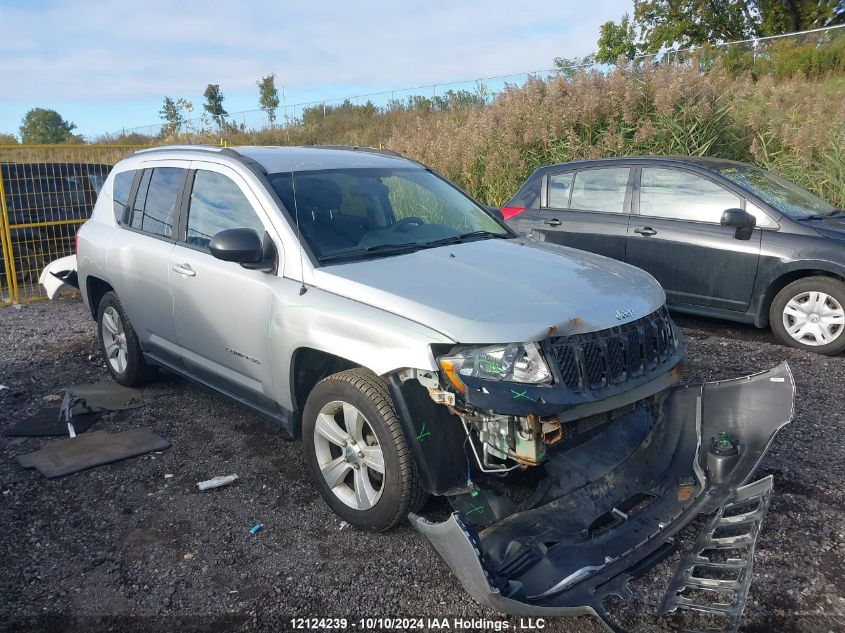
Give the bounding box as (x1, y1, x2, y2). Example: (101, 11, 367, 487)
(438, 342, 552, 392)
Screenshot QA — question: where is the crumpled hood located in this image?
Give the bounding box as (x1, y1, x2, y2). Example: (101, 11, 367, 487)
(311, 238, 665, 343)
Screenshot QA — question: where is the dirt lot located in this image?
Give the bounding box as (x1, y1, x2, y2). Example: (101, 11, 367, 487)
(1, 298, 844, 633)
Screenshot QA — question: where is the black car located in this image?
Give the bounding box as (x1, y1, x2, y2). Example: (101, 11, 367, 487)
(503, 157, 845, 355)
(0, 162, 111, 288)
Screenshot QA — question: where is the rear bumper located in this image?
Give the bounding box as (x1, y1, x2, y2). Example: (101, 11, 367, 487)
(411, 362, 794, 631)
(38, 255, 78, 299)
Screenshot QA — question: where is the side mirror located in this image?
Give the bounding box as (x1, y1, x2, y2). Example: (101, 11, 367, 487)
(485, 205, 505, 221)
(209, 228, 263, 264)
(720, 208, 756, 240)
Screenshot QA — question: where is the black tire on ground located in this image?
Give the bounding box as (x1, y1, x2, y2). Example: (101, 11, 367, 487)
(302, 368, 428, 531)
(770, 276, 845, 356)
(96, 291, 153, 386)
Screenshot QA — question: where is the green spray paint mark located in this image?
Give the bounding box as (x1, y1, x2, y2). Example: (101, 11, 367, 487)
(478, 359, 504, 375)
(416, 422, 431, 442)
(470, 489, 479, 497)
(465, 504, 485, 517)
(510, 388, 536, 402)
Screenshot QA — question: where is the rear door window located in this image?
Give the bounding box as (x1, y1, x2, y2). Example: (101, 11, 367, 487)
(570, 168, 630, 213)
(127, 167, 184, 238)
(185, 170, 265, 249)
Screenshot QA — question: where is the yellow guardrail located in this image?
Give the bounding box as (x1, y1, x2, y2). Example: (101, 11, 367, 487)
(0, 144, 151, 305)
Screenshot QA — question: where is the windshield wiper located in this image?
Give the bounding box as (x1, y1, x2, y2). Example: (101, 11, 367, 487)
(796, 209, 845, 221)
(420, 230, 510, 249)
(319, 241, 421, 262)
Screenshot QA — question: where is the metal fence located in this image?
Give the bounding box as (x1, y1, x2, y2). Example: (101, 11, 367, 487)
(0, 145, 148, 305)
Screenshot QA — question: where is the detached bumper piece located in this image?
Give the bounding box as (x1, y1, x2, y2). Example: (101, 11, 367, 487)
(411, 363, 795, 633)
(39, 254, 78, 299)
(659, 476, 773, 632)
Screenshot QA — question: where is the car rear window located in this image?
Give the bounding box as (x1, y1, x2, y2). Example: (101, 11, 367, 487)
(112, 171, 134, 223)
(570, 168, 629, 213)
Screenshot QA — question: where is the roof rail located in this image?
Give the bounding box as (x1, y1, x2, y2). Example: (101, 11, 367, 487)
(134, 145, 227, 155)
(304, 144, 405, 159)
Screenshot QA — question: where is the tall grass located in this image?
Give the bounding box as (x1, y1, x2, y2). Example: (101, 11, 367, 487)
(149, 59, 845, 208)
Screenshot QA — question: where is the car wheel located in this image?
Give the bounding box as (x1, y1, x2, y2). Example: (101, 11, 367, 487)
(96, 291, 153, 386)
(303, 368, 428, 531)
(770, 276, 845, 355)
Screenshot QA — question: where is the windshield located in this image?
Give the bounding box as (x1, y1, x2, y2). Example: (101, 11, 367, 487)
(716, 165, 835, 218)
(267, 167, 509, 261)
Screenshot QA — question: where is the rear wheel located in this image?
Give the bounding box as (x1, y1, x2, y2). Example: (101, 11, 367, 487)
(302, 368, 427, 531)
(96, 291, 153, 386)
(770, 277, 845, 355)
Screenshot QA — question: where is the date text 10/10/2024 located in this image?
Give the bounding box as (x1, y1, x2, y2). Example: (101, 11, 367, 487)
(289, 617, 547, 630)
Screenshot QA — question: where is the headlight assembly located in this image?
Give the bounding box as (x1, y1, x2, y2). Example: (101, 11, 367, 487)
(438, 342, 552, 393)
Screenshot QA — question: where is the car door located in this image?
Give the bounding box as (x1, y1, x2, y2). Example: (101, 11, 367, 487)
(106, 162, 188, 365)
(626, 166, 762, 312)
(169, 161, 279, 410)
(533, 166, 632, 261)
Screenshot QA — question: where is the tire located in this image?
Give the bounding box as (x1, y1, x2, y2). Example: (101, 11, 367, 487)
(302, 368, 428, 531)
(96, 291, 153, 386)
(770, 276, 845, 356)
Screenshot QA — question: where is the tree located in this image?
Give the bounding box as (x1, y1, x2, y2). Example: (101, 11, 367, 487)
(596, 13, 638, 63)
(159, 96, 184, 137)
(257, 74, 280, 125)
(203, 84, 228, 128)
(553, 53, 596, 78)
(622, 0, 844, 54)
(19, 108, 77, 144)
(0, 133, 18, 144)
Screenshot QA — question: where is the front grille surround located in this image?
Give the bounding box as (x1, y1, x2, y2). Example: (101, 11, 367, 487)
(547, 306, 679, 395)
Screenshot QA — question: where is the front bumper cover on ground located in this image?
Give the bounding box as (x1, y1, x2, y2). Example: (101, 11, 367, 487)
(411, 362, 795, 632)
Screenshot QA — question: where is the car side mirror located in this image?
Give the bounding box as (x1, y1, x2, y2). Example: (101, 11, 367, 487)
(720, 208, 756, 240)
(485, 205, 505, 221)
(209, 228, 263, 264)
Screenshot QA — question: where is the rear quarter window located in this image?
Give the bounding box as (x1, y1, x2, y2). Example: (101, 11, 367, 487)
(112, 171, 134, 223)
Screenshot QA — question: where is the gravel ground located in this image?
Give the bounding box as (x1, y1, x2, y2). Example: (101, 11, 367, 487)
(1, 298, 844, 633)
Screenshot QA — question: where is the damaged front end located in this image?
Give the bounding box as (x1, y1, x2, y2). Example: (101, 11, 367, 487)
(389, 309, 794, 632)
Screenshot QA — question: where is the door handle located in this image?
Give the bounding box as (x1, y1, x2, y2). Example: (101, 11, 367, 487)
(172, 263, 196, 277)
(543, 218, 562, 227)
(633, 226, 657, 237)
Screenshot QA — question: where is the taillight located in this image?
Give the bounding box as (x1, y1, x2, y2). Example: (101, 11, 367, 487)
(500, 207, 526, 220)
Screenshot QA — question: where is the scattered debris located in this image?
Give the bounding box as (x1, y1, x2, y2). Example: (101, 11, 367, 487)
(43, 394, 62, 402)
(3, 407, 99, 438)
(68, 381, 143, 411)
(17, 429, 171, 478)
(183, 552, 194, 560)
(197, 474, 239, 491)
(339, 521, 349, 531)
(249, 523, 263, 535)
(0, 384, 8, 391)
(164, 473, 174, 479)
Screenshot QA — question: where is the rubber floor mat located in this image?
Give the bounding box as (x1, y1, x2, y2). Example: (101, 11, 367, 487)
(69, 382, 143, 411)
(3, 407, 101, 437)
(17, 429, 170, 478)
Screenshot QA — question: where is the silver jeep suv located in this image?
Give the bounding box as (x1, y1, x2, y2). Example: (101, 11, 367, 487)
(69, 145, 793, 629)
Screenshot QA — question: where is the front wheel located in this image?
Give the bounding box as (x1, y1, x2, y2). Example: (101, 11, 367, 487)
(770, 276, 845, 355)
(302, 368, 427, 531)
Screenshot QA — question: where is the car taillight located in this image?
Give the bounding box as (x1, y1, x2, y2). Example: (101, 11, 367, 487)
(500, 207, 526, 220)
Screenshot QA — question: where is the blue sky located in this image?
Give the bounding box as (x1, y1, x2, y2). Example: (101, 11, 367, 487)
(0, 0, 628, 139)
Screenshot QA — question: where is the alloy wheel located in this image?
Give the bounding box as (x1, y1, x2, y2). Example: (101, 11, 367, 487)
(101, 306, 129, 373)
(312, 400, 385, 510)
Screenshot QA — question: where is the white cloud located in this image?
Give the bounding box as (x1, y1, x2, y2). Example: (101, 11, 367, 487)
(0, 0, 626, 102)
